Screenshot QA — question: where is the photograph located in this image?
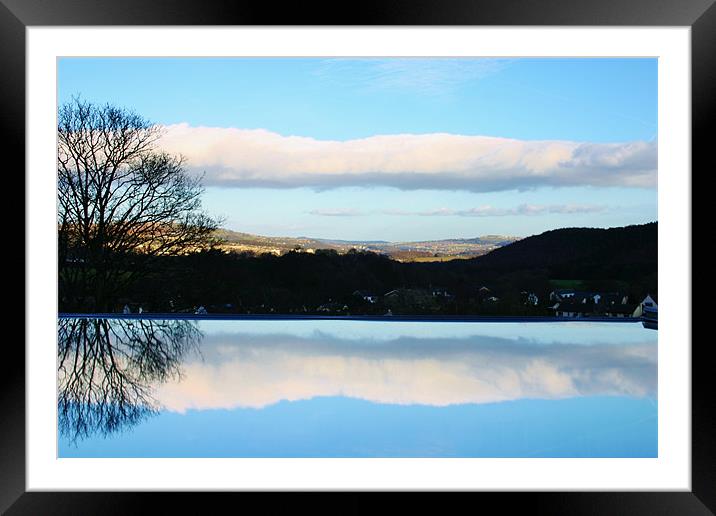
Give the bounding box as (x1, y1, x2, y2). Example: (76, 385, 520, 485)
(56, 56, 659, 459)
(0, 0, 706, 505)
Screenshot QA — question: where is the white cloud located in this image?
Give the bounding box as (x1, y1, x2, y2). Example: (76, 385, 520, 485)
(307, 208, 365, 217)
(382, 204, 607, 217)
(158, 124, 657, 192)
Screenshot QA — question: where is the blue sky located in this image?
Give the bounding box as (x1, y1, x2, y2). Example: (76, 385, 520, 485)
(59, 396, 658, 458)
(58, 57, 657, 240)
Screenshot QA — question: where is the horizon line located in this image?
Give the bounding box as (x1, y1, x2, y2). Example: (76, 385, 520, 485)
(217, 220, 658, 244)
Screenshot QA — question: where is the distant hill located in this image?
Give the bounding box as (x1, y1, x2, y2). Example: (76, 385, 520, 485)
(214, 229, 520, 261)
(471, 222, 657, 281)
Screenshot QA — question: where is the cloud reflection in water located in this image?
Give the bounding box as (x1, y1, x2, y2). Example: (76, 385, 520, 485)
(154, 323, 656, 413)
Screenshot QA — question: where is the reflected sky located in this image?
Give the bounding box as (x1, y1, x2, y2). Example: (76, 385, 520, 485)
(58, 319, 657, 457)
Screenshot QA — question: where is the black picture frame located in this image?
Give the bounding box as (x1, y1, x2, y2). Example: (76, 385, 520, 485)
(4, 0, 708, 513)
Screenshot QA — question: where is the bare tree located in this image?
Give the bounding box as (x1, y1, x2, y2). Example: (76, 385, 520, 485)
(58, 317, 202, 443)
(58, 97, 221, 311)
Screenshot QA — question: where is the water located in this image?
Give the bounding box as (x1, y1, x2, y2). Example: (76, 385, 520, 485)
(57, 318, 657, 457)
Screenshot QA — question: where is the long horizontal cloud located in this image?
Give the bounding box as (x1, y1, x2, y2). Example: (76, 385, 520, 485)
(158, 124, 657, 192)
(308, 208, 364, 217)
(382, 203, 607, 217)
(308, 204, 606, 217)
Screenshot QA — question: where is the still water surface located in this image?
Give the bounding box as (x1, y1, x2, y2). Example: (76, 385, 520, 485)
(57, 318, 657, 457)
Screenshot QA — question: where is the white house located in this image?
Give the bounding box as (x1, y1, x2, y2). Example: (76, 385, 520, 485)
(632, 294, 658, 317)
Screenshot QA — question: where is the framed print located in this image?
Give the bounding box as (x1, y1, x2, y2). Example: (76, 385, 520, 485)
(4, 0, 709, 513)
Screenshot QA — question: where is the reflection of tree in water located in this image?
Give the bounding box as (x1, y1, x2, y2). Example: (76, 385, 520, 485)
(58, 318, 202, 444)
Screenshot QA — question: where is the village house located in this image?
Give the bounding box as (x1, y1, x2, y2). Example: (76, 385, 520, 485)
(476, 286, 493, 302)
(431, 287, 453, 299)
(383, 288, 436, 310)
(352, 290, 379, 304)
(520, 291, 539, 306)
(550, 288, 577, 302)
(550, 291, 637, 318)
(550, 289, 606, 303)
(632, 294, 658, 317)
(634, 294, 658, 329)
(552, 300, 592, 318)
(316, 302, 349, 313)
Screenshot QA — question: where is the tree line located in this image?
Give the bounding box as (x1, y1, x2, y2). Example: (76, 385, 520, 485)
(61, 239, 656, 316)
